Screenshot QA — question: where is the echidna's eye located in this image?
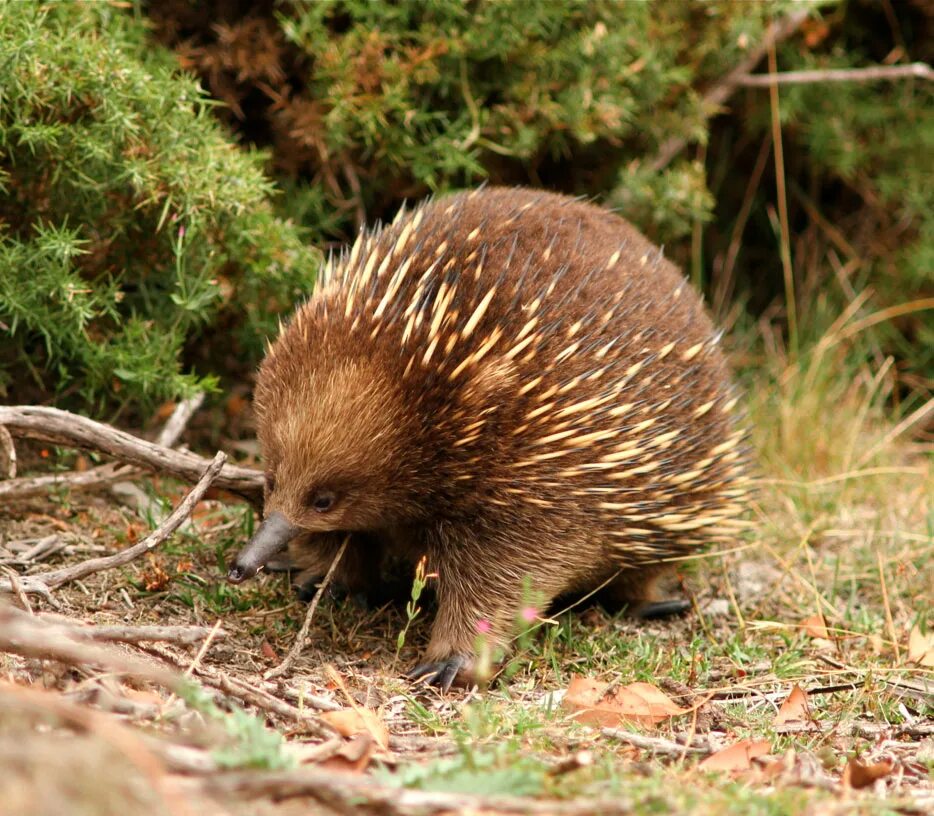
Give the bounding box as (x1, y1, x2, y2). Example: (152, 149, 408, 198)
(264, 472, 276, 493)
(309, 489, 336, 513)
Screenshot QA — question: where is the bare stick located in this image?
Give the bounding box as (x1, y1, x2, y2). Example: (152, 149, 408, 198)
(0, 451, 227, 596)
(768, 37, 797, 353)
(651, 8, 810, 171)
(143, 642, 340, 730)
(265, 534, 349, 680)
(0, 461, 134, 501)
(0, 396, 208, 501)
(155, 392, 205, 447)
(739, 62, 933, 86)
(204, 769, 636, 815)
(0, 424, 15, 478)
(63, 621, 228, 647)
(0, 603, 181, 689)
(601, 727, 709, 757)
(0, 406, 262, 503)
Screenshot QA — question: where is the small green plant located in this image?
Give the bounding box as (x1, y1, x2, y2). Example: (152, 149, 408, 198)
(395, 555, 433, 659)
(180, 685, 295, 771)
(377, 741, 548, 797)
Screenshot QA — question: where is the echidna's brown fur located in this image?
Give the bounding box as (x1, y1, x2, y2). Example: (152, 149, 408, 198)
(251, 187, 751, 684)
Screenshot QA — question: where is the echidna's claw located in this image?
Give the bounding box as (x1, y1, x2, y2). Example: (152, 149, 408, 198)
(406, 654, 470, 692)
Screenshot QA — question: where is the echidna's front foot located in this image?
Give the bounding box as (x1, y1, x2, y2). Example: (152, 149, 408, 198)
(406, 654, 472, 692)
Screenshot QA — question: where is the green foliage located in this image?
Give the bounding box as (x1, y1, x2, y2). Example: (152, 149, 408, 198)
(274, 0, 791, 242)
(181, 684, 295, 770)
(148, 0, 930, 398)
(0, 1, 317, 408)
(1, 0, 930, 409)
(149, 0, 794, 246)
(378, 742, 548, 796)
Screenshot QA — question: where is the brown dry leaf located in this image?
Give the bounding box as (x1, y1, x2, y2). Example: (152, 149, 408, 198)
(773, 684, 810, 725)
(321, 733, 375, 773)
(698, 739, 771, 772)
(907, 625, 934, 667)
(802, 613, 830, 639)
(801, 18, 831, 49)
(320, 707, 389, 751)
(154, 401, 177, 422)
(140, 557, 170, 592)
(563, 677, 687, 727)
(842, 757, 893, 789)
(225, 394, 248, 419)
(260, 640, 279, 662)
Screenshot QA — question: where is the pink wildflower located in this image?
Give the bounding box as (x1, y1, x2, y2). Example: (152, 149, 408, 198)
(475, 618, 492, 635)
(520, 606, 538, 623)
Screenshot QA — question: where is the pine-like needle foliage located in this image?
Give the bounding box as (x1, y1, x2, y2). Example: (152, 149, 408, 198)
(0, 2, 318, 408)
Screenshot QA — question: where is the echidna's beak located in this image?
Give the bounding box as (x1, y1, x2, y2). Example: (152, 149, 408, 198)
(227, 511, 301, 584)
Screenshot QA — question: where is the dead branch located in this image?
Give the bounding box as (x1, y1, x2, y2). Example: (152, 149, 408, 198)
(0, 534, 65, 566)
(0, 461, 135, 501)
(0, 406, 262, 503)
(143, 641, 341, 728)
(59, 620, 228, 647)
(203, 768, 636, 816)
(651, 7, 811, 171)
(1, 602, 339, 741)
(265, 534, 349, 680)
(601, 727, 710, 757)
(0, 603, 181, 689)
(0, 451, 227, 597)
(0, 424, 15, 478)
(0, 395, 207, 501)
(155, 392, 205, 448)
(109, 393, 208, 523)
(738, 62, 933, 86)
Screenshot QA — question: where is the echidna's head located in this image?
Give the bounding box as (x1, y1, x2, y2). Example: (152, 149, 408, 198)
(228, 347, 433, 583)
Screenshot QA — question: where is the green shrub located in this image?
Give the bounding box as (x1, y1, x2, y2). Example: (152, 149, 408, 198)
(0, 2, 318, 409)
(149, 0, 792, 246)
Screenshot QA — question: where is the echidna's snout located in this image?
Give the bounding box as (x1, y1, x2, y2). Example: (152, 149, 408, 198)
(227, 511, 301, 584)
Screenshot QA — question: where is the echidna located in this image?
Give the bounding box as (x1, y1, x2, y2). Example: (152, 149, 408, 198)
(228, 187, 750, 689)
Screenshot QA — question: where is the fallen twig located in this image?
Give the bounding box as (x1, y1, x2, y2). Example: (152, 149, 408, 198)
(0, 461, 136, 501)
(112, 393, 208, 525)
(601, 727, 710, 757)
(0, 603, 181, 689)
(155, 393, 206, 448)
(0, 423, 15, 478)
(651, 7, 811, 171)
(0, 395, 204, 502)
(143, 641, 341, 730)
(738, 62, 933, 86)
(265, 534, 349, 680)
(0, 534, 65, 566)
(64, 620, 228, 647)
(201, 768, 636, 816)
(0, 406, 262, 503)
(0, 451, 227, 597)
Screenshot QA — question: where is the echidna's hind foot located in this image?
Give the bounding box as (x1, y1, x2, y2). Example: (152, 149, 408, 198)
(599, 565, 689, 618)
(636, 598, 691, 619)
